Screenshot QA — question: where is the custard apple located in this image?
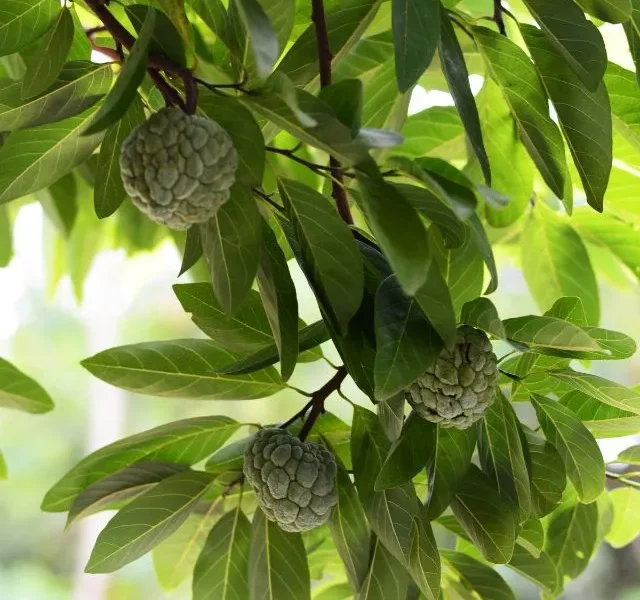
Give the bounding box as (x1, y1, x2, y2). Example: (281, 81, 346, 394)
(407, 325, 498, 429)
(119, 107, 238, 230)
(243, 428, 338, 532)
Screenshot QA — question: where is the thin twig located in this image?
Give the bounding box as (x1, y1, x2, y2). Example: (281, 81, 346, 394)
(606, 470, 640, 489)
(252, 188, 285, 213)
(493, 0, 507, 35)
(299, 366, 348, 440)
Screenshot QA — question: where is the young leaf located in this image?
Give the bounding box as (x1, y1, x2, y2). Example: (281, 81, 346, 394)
(359, 538, 409, 600)
(478, 391, 532, 521)
(392, 0, 440, 92)
(374, 275, 443, 400)
(450, 465, 518, 564)
(616, 444, 640, 464)
(85, 9, 156, 135)
(279, 178, 363, 332)
(439, 11, 490, 184)
(256, 220, 299, 381)
(0, 62, 112, 131)
(0, 0, 59, 56)
(605, 488, 640, 548)
(94, 96, 145, 219)
(521, 206, 599, 325)
(426, 426, 476, 520)
(81, 339, 284, 400)
(0, 357, 53, 414)
(200, 184, 262, 314)
(460, 297, 506, 340)
(21, 6, 74, 99)
(522, 25, 612, 212)
(85, 470, 215, 573)
(472, 26, 567, 198)
(329, 464, 371, 589)
(249, 508, 311, 600)
(192, 506, 251, 599)
(521, 0, 607, 90)
(442, 550, 516, 600)
(231, 0, 279, 77)
(524, 429, 566, 517)
(530, 394, 605, 503)
(375, 414, 436, 491)
(43, 416, 241, 512)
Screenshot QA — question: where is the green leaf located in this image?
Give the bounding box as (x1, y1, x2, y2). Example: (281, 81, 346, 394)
(476, 79, 534, 228)
(68, 461, 188, 524)
(279, 178, 363, 332)
(478, 391, 532, 521)
(616, 444, 640, 464)
(377, 393, 405, 442)
(329, 464, 371, 589)
(94, 96, 145, 218)
(550, 371, 640, 414)
(507, 547, 559, 594)
(408, 505, 441, 600)
(193, 506, 251, 599)
(356, 170, 431, 295)
(38, 173, 77, 237)
(0, 0, 59, 56)
(562, 391, 640, 438)
(468, 214, 498, 294)
(545, 296, 588, 326)
(85, 470, 215, 573)
(442, 550, 516, 600)
(319, 79, 363, 136)
(249, 508, 311, 600)
(518, 517, 545, 558)
(43, 415, 241, 512)
(0, 357, 53, 414)
(198, 91, 265, 186)
(0, 449, 6, 480)
(359, 538, 409, 600)
(200, 184, 262, 314)
(521, 25, 612, 212)
(21, 6, 73, 98)
(460, 297, 505, 340)
(472, 26, 566, 198)
(426, 426, 476, 520)
(0, 206, 11, 266)
(178, 226, 203, 276)
(524, 429, 566, 517)
(392, 0, 440, 92)
(375, 413, 436, 491)
(450, 465, 518, 563)
(232, 0, 279, 77)
(521, 0, 607, 90)
(521, 206, 599, 324)
(0, 62, 112, 131)
(0, 107, 104, 205)
(85, 9, 156, 135)
(544, 491, 598, 580)
(81, 339, 284, 400)
(333, 30, 394, 81)
(256, 221, 299, 381)
(605, 62, 640, 150)
(173, 283, 273, 353)
(398, 106, 465, 160)
(605, 487, 640, 548)
(205, 437, 249, 474)
(374, 275, 443, 400)
(573, 0, 632, 22)
(530, 394, 604, 503)
(68, 7, 91, 61)
(439, 11, 490, 184)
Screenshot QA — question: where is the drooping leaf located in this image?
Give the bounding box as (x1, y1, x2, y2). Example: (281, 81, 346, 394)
(460, 297, 505, 340)
(524, 429, 566, 517)
(442, 550, 516, 600)
(359, 538, 409, 600)
(232, 0, 279, 77)
(0, 0, 59, 56)
(407, 505, 441, 600)
(178, 226, 203, 276)
(200, 184, 262, 314)
(0, 357, 53, 414)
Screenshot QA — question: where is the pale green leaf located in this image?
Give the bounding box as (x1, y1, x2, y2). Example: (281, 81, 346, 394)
(0, 0, 59, 56)
(0, 357, 53, 414)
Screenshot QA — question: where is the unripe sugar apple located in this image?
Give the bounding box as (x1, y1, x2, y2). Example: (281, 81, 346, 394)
(119, 107, 238, 230)
(243, 428, 338, 532)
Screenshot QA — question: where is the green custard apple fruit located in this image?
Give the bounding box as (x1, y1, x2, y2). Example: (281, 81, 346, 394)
(407, 325, 498, 429)
(243, 428, 338, 532)
(119, 107, 238, 230)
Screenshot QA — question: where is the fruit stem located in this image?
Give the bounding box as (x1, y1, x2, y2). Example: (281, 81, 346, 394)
(298, 366, 348, 441)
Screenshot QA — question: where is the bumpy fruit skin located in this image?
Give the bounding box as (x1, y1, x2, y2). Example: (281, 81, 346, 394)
(243, 428, 338, 532)
(407, 325, 498, 429)
(119, 107, 238, 230)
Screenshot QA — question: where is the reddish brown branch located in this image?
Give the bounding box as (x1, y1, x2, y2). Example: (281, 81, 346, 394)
(493, 0, 507, 35)
(299, 366, 347, 441)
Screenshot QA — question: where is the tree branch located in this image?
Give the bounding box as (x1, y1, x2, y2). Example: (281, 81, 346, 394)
(493, 0, 507, 36)
(310, 0, 354, 225)
(298, 366, 347, 441)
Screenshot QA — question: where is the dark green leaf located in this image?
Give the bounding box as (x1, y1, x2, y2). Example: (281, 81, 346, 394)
(442, 550, 516, 600)
(359, 538, 409, 600)
(200, 184, 262, 314)
(377, 393, 405, 442)
(85, 9, 156, 135)
(522, 25, 612, 212)
(205, 437, 249, 473)
(249, 508, 310, 600)
(468, 213, 497, 294)
(94, 96, 145, 218)
(460, 297, 505, 340)
(232, 0, 279, 77)
(81, 339, 284, 400)
(318, 79, 363, 136)
(408, 505, 441, 600)
(0, 0, 59, 56)
(279, 178, 363, 332)
(21, 6, 73, 98)
(518, 517, 545, 558)
(472, 26, 567, 198)
(39, 172, 78, 237)
(440, 11, 490, 184)
(524, 429, 566, 517)
(193, 506, 251, 599)
(0, 357, 53, 414)
(507, 547, 559, 594)
(530, 394, 604, 503)
(178, 226, 203, 276)
(426, 426, 476, 520)
(85, 470, 215, 573)
(573, 0, 631, 22)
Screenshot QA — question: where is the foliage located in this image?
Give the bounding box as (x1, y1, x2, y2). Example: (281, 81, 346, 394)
(1, 0, 640, 598)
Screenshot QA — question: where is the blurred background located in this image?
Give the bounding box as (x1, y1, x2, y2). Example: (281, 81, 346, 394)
(1, 3, 640, 600)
